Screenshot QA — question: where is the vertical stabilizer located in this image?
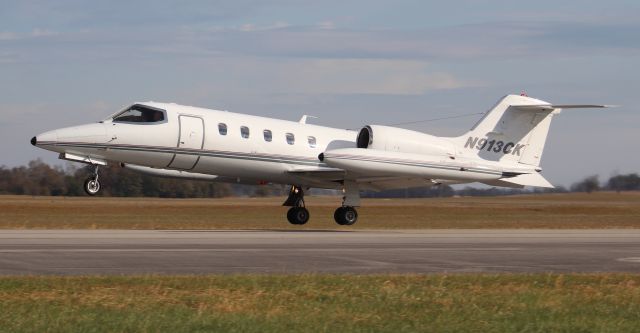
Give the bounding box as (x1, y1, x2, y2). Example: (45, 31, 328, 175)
(451, 94, 557, 167)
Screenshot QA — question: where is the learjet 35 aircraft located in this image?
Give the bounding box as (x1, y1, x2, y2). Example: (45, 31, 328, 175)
(31, 94, 608, 225)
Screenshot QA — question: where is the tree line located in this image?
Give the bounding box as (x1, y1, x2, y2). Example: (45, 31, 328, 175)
(0, 160, 638, 198)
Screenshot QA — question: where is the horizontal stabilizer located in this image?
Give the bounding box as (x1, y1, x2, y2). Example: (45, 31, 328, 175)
(483, 172, 554, 189)
(514, 104, 612, 111)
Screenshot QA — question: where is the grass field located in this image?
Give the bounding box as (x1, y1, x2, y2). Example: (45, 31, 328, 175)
(1, 274, 639, 332)
(2, 195, 640, 332)
(0, 192, 638, 229)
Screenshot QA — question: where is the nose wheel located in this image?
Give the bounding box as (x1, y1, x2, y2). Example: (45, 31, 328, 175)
(83, 165, 101, 196)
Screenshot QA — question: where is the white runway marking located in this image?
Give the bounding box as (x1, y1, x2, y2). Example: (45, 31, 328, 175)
(616, 257, 640, 263)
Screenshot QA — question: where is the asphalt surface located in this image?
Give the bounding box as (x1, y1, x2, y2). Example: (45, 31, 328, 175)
(2, 229, 640, 275)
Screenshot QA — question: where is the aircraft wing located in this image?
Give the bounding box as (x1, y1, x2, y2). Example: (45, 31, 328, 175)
(287, 167, 463, 191)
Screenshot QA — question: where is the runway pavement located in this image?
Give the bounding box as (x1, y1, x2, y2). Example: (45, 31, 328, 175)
(2, 229, 640, 275)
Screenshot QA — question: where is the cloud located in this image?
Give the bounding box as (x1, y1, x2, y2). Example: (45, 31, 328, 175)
(317, 21, 336, 30)
(238, 21, 290, 32)
(173, 57, 476, 98)
(269, 58, 472, 95)
(169, 20, 640, 61)
(0, 52, 17, 64)
(0, 29, 58, 41)
(30, 29, 59, 38)
(0, 1, 287, 30)
(0, 31, 18, 41)
(3, 17, 640, 67)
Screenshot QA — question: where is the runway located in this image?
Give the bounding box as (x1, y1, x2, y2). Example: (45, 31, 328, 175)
(2, 229, 640, 275)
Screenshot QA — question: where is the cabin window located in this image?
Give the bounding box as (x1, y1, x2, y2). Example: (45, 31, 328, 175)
(286, 133, 295, 145)
(308, 136, 317, 148)
(113, 105, 165, 123)
(218, 123, 227, 135)
(240, 126, 250, 139)
(263, 130, 272, 142)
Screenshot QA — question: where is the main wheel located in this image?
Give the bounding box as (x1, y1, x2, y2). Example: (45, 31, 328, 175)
(334, 206, 358, 225)
(287, 207, 310, 225)
(84, 178, 101, 196)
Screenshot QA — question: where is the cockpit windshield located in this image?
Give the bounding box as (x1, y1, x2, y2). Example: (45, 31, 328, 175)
(113, 105, 166, 123)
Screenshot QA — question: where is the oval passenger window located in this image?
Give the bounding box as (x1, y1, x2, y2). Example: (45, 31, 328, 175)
(286, 133, 295, 145)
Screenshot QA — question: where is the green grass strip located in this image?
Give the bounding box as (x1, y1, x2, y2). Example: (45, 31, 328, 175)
(1, 274, 640, 332)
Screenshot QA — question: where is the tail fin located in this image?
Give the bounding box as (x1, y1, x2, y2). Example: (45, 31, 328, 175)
(452, 94, 608, 167)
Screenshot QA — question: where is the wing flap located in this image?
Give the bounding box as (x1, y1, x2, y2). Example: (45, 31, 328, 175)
(286, 168, 346, 183)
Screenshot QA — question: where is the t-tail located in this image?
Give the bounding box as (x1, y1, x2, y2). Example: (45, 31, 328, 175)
(451, 94, 610, 188)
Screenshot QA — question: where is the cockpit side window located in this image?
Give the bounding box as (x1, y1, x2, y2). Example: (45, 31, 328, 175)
(113, 105, 166, 123)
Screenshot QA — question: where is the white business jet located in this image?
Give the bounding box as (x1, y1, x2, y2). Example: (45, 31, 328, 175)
(31, 94, 607, 225)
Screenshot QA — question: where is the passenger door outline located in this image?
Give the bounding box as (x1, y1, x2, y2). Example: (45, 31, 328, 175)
(167, 115, 205, 170)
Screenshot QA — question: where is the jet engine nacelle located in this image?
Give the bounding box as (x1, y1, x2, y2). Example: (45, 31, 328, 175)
(357, 125, 455, 157)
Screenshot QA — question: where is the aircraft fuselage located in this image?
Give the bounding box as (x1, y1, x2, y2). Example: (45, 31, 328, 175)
(33, 102, 513, 190)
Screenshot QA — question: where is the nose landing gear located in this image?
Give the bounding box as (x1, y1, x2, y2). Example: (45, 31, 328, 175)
(83, 165, 101, 196)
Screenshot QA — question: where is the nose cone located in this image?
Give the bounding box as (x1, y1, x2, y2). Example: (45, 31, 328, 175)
(56, 123, 107, 142)
(31, 130, 58, 148)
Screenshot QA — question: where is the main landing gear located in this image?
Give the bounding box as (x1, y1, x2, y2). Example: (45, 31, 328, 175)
(334, 181, 360, 226)
(283, 186, 310, 225)
(84, 165, 102, 196)
(334, 206, 358, 226)
(282, 181, 361, 226)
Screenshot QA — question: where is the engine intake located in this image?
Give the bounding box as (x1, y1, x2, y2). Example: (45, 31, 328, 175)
(356, 126, 373, 148)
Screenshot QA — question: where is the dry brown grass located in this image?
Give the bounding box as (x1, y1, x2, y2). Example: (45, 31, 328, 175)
(0, 192, 638, 229)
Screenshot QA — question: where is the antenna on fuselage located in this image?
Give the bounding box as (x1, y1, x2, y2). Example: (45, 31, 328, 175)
(299, 115, 318, 124)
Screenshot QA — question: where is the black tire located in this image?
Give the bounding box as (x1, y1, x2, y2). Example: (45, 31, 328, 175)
(84, 178, 101, 196)
(287, 207, 310, 225)
(334, 206, 358, 226)
(334, 207, 346, 225)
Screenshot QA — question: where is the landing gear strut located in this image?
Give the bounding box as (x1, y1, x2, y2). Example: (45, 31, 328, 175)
(283, 186, 309, 225)
(334, 180, 360, 226)
(84, 165, 101, 196)
(282, 182, 361, 226)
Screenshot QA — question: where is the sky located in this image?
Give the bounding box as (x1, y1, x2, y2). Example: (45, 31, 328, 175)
(1, 0, 639, 187)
